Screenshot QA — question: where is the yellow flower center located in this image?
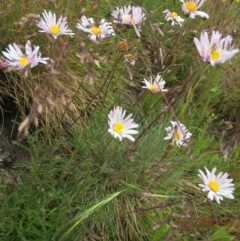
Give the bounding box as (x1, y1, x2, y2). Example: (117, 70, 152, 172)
(50, 25, 60, 35)
(149, 84, 157, 91)
(170, 12, 178, 18)
(20, 57, 29, 67)
(208, 181, 219, 192)
(173, 132, 181, 140)
(123, 16, 135, 24)
(185, 2, 197, 12)
(210, 50, 220, 62)
(114, 122, 124, 134)
(90, 26, 102, 35)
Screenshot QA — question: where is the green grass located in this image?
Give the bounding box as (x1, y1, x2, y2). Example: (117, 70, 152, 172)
(0, 0, 240, 240)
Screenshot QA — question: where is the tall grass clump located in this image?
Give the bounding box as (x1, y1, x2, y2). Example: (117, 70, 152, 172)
(0, 0, 240, 240)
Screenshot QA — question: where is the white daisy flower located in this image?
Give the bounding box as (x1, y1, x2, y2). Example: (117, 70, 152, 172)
(2, 40, 49, 70)
(76, 16, 115, 41)
(198, 167, 235, 204)
(179, 0, 209, 19)
(142, 74, 168, 94)
(111, 5, 146, 37)
(36, 10, 75, 39)
(108, 106, 139, 142)
(163, 9, 184, 26)
(164, 121, 192, 147)
(194, 31, 239, 66)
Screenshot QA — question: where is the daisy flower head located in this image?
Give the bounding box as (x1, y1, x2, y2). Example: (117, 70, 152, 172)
(179, 0, 209, 19)
(194, 31, 239, 66)
(142, 74, 168, 94)
(108, 106, 139, 142)
(36, 10, 75, 39)
(76, 16, 115, 41)
(124, 54, 136, 65)
(164, 121, 192, 147)
(198, 167, 235, 204)
(2, 40, 49, 71)
(117, 41, 128, 52)
(111, 5, 146, 37)
(163, 9, 184, 26)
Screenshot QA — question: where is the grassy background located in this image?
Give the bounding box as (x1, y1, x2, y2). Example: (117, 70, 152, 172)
(0, 0, 240, 240)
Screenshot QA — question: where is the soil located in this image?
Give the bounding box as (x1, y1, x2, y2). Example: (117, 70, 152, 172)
(0, 96, 29, 169)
